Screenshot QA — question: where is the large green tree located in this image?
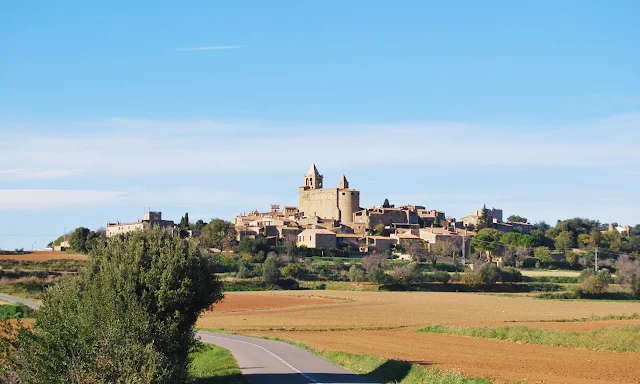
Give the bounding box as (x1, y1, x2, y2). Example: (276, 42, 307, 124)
(69, 227, 91, 253)
(534, 246, 552, 263)
(499, 232, 522, 247)
(199, 219, 237, 250)
(179, 212, 190, 229)
(471, 228, 503, 262)
(1, 227, 223, 383)
(554, 230, 573, 250)
(507, 215, 528, 223)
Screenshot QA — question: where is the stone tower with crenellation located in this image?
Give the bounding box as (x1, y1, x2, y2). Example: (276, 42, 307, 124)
(298, 163, 360, 226)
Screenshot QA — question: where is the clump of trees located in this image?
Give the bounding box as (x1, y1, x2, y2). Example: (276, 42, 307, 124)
(49, 227, 106, 254)
(199, 218, 237, 251)
(577, 269, 611, 295)
(615, 255, 640, 298)
(1, 227, 223, 383)
(462, 263, 522, 287)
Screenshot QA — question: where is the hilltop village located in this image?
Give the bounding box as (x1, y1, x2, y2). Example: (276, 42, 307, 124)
(101, 163, 535, 258)
(231, 163, 532, 258)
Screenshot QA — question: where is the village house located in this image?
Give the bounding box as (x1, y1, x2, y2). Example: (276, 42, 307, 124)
(460, 207, 503, 227)
(106, 211, 175, 238)
(297, 228, 337, 249)
(391, 232, 425, 249)
(363, 235, 397, 253)
(352, 207, 417, 235)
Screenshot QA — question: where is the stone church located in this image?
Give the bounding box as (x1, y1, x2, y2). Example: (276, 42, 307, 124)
(298, 163, 361, 226)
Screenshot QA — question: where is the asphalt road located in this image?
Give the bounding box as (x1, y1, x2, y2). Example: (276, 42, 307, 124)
(0, 294, 377, 384)
(198, 331, 379, 384)
(0, 294, 40, 309)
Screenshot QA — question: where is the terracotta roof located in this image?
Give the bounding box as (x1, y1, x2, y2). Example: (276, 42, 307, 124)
(394, 233, 421, 239)
(299, 228, 336, 236)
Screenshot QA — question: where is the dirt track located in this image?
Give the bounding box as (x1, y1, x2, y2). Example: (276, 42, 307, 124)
(0, 251, 87, 261)
(198, 291, 640, 383)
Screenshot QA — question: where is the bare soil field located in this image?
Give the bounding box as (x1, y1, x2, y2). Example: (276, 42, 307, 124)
(199, 291, 640, 330)
(198, 291, 640, 383)
(0, 251, 87, 261)
(212, 293, 338, 312)
(250, 328, 640, 384)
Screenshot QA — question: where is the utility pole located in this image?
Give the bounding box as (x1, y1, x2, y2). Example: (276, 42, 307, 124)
(594, 247, 599, 272)
(461, 235, 466, 264)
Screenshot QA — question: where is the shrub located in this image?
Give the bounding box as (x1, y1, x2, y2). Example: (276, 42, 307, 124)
(478, 263, 500, 285)
(367, 267, 388, 284)
(362, 252, 388, 272)
(615, 255, 640, 298)
(314, 264, 337, 281)
(262, 256, 282, 285)
(281, 263, 300, 278)
(433, 271, 451, 284)
(307, 282, 327, 290)
(388, 263, 420, 285)
(499, 267, 523, 283)
(450, 272, 462, 282)
(579, 269, 611, 295)
(462, 271, 483, 287)
(237, 264, 250, 278)
(347, 265, 366, 282)
(0, 304, 33, 320)
(275, 278, 300, 290)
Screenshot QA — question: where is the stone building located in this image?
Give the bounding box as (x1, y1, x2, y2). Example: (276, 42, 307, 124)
(460, 207, 503, 227)
(352, 207, 416, 234)
(298, 164, 360, 226)
(297, 228, 337, 249)
(364, 236, 397, 252)
(106, 211, 175, 238)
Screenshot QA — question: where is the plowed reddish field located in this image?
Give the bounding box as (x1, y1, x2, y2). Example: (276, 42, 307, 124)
(198, 291, 640, 383)
(0, 251, 87, 261)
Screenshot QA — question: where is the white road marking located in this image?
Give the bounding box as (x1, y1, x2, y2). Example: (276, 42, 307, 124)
(205, 334, 323, 384)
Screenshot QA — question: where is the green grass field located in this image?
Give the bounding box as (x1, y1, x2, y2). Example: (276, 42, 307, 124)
(190, 344, 246, 384)
(418, 324, 640, 353)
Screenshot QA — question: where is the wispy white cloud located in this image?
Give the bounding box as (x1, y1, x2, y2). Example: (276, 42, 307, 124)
(0, 169, 80, 180)
(0, 190, 126, 210)
(0, 187, 274, 213)
(173, 45, 242, 52)
(1, 113, 639, 180)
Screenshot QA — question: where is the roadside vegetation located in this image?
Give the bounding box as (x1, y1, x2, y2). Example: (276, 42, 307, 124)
(0, 304, 35, 320)
(513, 313, 640, 323)
(418, 324, 640, 353)
(0, 227, 223, 383)
(190, 344, 245, 384)
(268, 337, 492, 384)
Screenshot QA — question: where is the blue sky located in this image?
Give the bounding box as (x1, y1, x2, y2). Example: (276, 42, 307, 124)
(1, 1, 639, 249)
